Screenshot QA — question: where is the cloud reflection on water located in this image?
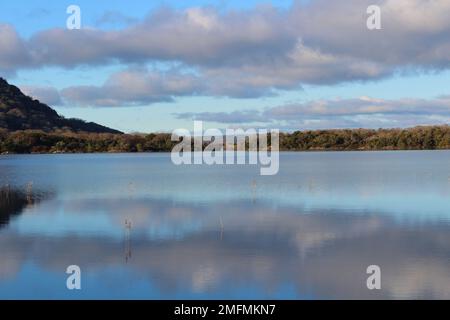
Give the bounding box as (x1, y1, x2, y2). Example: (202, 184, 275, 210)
(1, 196, 449, 299)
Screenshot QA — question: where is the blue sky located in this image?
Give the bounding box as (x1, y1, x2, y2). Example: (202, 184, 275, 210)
(1, 0, 450, 132)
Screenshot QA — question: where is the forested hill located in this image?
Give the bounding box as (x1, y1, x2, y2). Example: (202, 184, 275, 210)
(0, 78, 121, 134)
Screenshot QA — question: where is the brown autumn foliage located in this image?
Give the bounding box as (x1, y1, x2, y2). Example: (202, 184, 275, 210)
(1, 125, 449, 154)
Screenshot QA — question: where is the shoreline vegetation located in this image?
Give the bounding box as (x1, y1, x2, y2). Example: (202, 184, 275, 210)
(0, 185, 33, 226)
(1, 125, 449, 154)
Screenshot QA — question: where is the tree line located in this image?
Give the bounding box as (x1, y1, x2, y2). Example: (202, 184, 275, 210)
(1, 125, 450, 154)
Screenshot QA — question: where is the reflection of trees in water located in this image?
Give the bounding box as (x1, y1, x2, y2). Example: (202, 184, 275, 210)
(0, 185, 49, 227)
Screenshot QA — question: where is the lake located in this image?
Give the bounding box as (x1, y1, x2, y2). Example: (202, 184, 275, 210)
(0, 151, 449, 299)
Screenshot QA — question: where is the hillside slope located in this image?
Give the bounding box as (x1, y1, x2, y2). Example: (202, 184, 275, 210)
(0, 78, 122, 134)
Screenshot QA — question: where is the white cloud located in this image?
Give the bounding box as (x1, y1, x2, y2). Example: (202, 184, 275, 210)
(60, 68, 203, 107)
(2, 0, 450, 108)
(0, 24, 33, 75)
(175, 95, 450, 129)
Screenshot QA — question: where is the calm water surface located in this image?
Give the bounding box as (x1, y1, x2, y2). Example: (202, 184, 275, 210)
(0, 151, 449, 299)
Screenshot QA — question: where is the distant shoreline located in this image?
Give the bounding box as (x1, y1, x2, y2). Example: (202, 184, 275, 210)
(1, 125, 449, 154)
(2, 149, 450, 156)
